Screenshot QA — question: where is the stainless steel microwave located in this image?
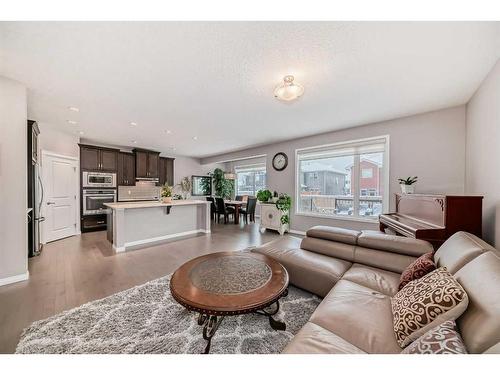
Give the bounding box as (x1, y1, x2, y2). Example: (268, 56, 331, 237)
(82, 171, 117, 188)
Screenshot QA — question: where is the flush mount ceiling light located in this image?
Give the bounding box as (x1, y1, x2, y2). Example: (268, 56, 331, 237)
(68, 106, 79, 112)
(274, 75, 304, 101)
(192, 136, 198, 140)
(130, 122, 138, 126)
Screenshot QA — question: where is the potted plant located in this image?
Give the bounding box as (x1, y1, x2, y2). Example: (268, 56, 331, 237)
(257, 189, 272, 203)
(160, 184, 173, 203)
(211, 168, 234, 199)
(398, 176, 418, 194)
(276, 193, 291, 227)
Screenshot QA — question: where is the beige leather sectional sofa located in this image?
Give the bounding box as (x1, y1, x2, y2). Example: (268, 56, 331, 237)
(252, 226, 500, 354)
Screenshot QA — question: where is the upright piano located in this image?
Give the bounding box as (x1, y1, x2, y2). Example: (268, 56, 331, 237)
(379, 194, 483, 249)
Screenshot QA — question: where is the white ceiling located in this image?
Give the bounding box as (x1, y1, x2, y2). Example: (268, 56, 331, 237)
(1, 22, 499, 158)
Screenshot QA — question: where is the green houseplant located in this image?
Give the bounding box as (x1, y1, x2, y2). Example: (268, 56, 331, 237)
(160, 184, 173, 203)
(276, 193, 291, 225)
(257, 189, 272, 203)
(398, 176, 418, 194)
(211, 168, 234, 198)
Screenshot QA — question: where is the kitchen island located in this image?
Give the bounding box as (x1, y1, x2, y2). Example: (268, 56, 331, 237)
(105, 200, 211, 252)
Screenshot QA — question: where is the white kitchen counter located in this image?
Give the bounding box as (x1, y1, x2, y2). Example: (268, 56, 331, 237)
(105, 199, 209, 210)
(104, 199, 211, 252)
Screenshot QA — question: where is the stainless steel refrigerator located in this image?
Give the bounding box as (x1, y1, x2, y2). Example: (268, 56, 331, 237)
(27, 120, 44, 257)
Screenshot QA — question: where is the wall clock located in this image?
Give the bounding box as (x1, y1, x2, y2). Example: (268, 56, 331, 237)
(272, 152, 288, 171)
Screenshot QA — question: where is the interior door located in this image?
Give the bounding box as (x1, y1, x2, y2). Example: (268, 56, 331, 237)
(43, 154, 78, 242)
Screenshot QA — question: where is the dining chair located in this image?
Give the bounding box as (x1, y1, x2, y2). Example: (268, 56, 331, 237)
(235, 195, 243, 201)
(240, 197, 257, 224)
(215, 197, 235, 224)
(206, 197, 217, 221)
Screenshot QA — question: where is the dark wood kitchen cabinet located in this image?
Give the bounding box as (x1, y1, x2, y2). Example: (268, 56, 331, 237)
(159, 157, 175, 186)
(79, 145, 118, 172)
(117, 152, 136, 186)
(133, 149, 160, 179)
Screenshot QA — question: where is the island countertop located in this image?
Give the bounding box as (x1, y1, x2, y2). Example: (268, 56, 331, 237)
(104, 199, 209, 210)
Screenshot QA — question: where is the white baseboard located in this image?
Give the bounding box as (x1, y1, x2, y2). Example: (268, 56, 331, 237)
(289, 229, 306, 236)
(0, 271, 29, 287)
(117, 229, 209, 253)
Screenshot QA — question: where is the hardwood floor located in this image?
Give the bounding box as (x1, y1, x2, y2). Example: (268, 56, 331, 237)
(0, 219, 291, 353)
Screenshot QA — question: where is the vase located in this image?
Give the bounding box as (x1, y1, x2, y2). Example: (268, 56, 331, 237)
(162, 197, 172, 203)
(400, 184, 415, 194)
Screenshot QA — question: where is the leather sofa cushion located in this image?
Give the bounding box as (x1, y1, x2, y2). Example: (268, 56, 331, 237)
(358, 230, 433, 257)
(300, 237, 356, 261)
(435, 231, 495, 274)
(342, 263, 401, 296)
(306, 226, 361, 245)
(252, 237, 352, 297)
(282, 322, 365, 354)
(354, 246, 417, 273)
(309, 280, 402, 353)
(454, 252, 500, 353)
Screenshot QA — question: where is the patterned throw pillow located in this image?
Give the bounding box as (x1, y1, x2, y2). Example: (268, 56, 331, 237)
(391, 267, 468, 348)
(401, 321, 467, 354)
(399, 252, 436, 290)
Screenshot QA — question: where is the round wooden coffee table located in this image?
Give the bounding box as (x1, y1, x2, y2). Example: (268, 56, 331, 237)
(170, 251, 289, 354)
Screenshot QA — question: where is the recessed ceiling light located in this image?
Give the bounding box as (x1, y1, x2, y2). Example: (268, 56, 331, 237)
(192, 136, 198, 140)
(67, 120, 77, 125)
(68, 106, 79, 112)
(166, 130, 172, 134)
(130, 122, 138, 126)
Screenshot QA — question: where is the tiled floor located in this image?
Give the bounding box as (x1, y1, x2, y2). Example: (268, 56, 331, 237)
(0, 219, 294, 353)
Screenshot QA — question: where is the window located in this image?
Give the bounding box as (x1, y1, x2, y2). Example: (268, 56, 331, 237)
(296, 136, 388, 220)
(235, 164, 266, 196)
(361, 168, 373, 178)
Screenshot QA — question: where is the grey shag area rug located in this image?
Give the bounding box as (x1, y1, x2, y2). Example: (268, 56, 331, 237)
(16, 275, 321, 354)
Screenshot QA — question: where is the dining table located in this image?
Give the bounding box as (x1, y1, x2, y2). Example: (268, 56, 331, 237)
(224, 200, 246, 224)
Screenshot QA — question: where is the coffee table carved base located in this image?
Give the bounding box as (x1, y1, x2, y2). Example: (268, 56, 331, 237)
(196, 291, 288, 354)
(197, 314, 225, 354)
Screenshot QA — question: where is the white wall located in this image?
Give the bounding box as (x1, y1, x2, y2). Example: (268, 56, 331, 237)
(0, 76, 28, 284)
(202, 106, 466, 233)
(466, 59, 500, 247)
(38, 123, 80, 158)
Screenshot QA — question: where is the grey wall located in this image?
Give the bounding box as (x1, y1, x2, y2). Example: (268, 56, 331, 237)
(202, 106, 466, 233)
(466, 59, 500, 247)
(0, 76, 28, 282)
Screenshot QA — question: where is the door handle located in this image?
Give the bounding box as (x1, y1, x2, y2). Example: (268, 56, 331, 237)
(46, 201, 56, 205)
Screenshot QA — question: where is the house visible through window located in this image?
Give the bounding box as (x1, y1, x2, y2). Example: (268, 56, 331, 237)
(296, 136, 388, 220)
(235, 164, 266, 196)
